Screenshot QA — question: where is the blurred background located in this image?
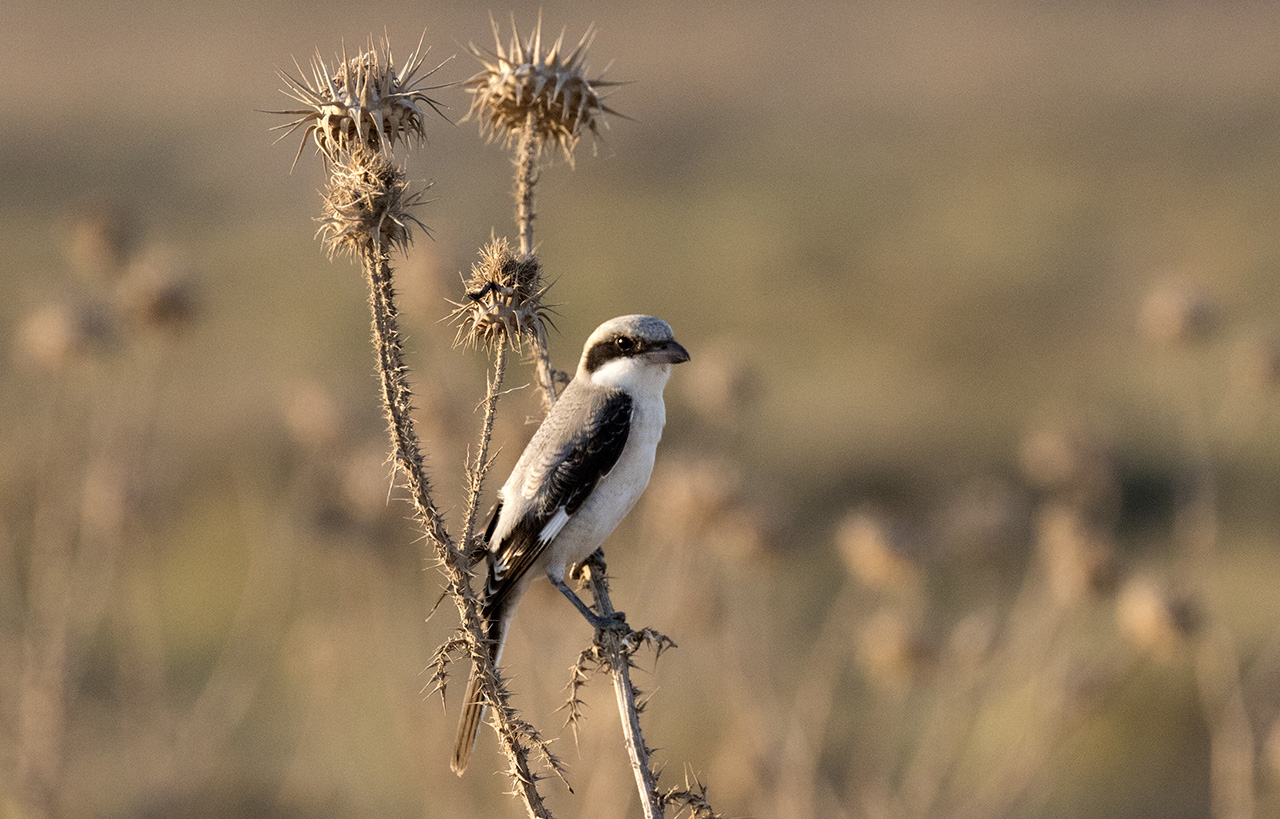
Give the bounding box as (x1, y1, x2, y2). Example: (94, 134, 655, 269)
(5, 1, 1280, 817)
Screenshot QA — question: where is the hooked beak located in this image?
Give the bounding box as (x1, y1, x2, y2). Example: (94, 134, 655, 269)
(649, 339, 690, 364)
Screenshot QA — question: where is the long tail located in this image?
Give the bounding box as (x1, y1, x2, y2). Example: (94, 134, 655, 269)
(451, 603, 508, 776)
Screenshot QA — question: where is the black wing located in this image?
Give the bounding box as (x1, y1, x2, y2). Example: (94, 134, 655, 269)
(483, 388, 633, 613)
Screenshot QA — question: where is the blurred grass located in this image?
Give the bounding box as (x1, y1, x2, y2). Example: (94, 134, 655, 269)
(5, 1, 1280, 817)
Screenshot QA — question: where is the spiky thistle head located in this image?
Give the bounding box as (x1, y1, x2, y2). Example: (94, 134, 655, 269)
(464, 14, 622, 161)
(449, 237, 554, 351)
(271, 33, 450, 168)
(317, 147, 427, 258)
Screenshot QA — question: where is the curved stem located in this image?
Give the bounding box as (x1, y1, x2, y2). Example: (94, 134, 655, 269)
(362, 241, 455, 559)
(359, 240, 554, 818)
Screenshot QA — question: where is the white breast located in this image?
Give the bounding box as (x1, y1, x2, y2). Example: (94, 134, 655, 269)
(541, 387, 667, 575)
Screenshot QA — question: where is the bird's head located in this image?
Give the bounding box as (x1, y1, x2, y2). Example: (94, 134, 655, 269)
(578, 315, 690, 392)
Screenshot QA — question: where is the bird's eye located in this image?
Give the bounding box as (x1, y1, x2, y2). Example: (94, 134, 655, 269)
(615, 336, 635, 353)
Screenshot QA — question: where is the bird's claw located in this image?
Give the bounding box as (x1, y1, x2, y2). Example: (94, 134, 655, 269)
(588, 610, 628, 630)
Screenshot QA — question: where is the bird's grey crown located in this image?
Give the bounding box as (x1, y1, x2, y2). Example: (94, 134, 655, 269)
(580, 315, 676, 374)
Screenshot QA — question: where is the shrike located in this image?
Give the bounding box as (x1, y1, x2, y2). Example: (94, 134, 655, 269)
(452, 314, 690, 775)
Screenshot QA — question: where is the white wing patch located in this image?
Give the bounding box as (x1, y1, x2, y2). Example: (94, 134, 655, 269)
(538, 506, 571, 545)
(491, 554, 510, 585)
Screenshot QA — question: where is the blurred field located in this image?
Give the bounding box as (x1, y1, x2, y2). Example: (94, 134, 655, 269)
(6, 1, 1280, 817)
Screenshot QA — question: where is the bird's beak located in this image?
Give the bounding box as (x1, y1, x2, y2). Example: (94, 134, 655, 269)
(649, 339, 690, 364)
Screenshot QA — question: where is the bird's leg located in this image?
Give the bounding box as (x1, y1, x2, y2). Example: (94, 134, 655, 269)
(548, 570, 625, 630)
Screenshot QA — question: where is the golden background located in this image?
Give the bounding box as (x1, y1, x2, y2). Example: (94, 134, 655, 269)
(5, 1, 1280, 817)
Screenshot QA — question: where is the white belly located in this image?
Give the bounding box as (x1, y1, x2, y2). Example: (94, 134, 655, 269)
(543, 397, 666, 575)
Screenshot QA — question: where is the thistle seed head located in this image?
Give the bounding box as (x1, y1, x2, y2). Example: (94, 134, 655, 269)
(1034, 504, 1115, 604)
(271, 33, 449, 167)
(464, 14, 622, 160)
(117, 247, 198, 333)
(1116, 576, 1200, 657)
(66, 203, 133, 281)
(15, 301, 116, 371)
(857, 610, 934, 689)
(449, 237, 553, 352)
(837, 510, 921, 595)
(1139, 279, 1219, 346)
(317, 147, 427, 258)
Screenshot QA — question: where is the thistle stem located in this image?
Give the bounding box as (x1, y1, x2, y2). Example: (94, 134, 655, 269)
(532, 326, 560, 412)
(461, 344, 509, 561)
(514, 113, 540, 258)
(513, 118, 560, 411)
(361, 240, 454, 559)
(358, 239, 554, 818)
(581, 552, 664, 819)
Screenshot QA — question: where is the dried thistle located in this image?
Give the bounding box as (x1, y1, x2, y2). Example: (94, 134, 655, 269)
(15, 301, 116, 371)
(857, 610, 934, 689)
(271, 33, 449, 167)
(1139, 279, 1220, 346)
(465, 14, 621, 161)
(116, 248, 198, 333)
(1116, 575, 1200, 657)
(66, 202, 132, 281)
(449, 237, 554, 351)
(317, 147, 427, 258)
(1034, 504, 1115, 604)
(836, 509, 922, 595)
(663, 771, 724, 819)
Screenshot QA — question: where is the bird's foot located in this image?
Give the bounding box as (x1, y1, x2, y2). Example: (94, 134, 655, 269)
(585, 609, 628, 631)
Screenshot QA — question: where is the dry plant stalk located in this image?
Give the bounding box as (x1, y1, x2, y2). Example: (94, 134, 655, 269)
(274, 23, 712, 818)
(569, 552, 675, 819)
(464, 12, 620, 409)
(273, 36, 561, 817)
(12, 209, 206, 819)
(1176, 418, 1256, 819)
(463, 18, 713, 818)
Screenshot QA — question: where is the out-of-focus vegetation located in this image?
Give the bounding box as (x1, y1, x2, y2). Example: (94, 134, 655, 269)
(5, 1, 1280, 817)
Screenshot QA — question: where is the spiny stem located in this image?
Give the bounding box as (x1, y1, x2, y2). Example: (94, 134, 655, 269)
(523, 243, 665, 814)
(515, 112, 540, 257)
(461, 344, 509, 562)
(513, 119, 560, 412)
(531, 324, 560, 412)
(358, 239, 554, 818)
(361, 240, 454, 559)
(581, 552, 664, 819)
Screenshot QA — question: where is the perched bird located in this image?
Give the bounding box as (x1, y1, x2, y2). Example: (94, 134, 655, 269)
(452, 314, 690, 775)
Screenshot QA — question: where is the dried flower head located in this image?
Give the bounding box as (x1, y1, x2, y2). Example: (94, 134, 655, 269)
(271, 33, 449, 167)
(15, 301, 115, 371)
(117, 248, 198, 333)
(66, 202, 132, 281)
(837, 510, 921, 594)
(465, 14, 621, 160)
(857, 610, 934, 689)
(317, 147, 427, 257)
(449, 237, 553, 351)
(1116, 575, 1199, 657)
(1139, 279, 1219, 346)
(1034, 504, 1115, 603)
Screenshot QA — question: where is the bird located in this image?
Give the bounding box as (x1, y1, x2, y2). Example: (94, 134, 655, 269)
(451, 314, 690, 775)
